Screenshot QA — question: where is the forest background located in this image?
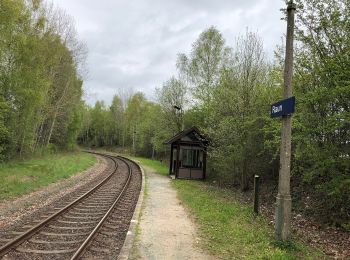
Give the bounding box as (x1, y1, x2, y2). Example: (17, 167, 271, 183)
(0, 0, 349, 226)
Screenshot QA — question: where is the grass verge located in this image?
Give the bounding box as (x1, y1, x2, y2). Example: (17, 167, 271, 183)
(131, 156, 324, 259)
(123, 155, 168, 176)
(0, 152, 96, 201)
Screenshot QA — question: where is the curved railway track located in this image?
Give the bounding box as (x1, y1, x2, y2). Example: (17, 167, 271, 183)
(0, 152, 142, 259)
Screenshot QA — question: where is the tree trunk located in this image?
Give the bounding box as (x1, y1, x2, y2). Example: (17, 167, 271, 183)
(32, 121, 44, 153)
(46, 110, 57, 147)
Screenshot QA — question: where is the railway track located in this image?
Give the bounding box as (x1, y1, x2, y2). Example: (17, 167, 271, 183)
(0, 152, 142, 259)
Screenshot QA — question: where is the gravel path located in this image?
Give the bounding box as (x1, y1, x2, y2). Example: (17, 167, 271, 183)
(131, 166, 216, 260)
(0, 155, 107, 230)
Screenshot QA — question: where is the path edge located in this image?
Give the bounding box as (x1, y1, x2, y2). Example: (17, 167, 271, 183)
(117, 159, 145, 260)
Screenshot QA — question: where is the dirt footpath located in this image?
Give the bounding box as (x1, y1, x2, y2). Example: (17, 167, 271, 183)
(131, 166, 216, 260)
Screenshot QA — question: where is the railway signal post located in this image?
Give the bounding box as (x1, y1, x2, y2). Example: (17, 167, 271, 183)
(275, 1, 296, 241)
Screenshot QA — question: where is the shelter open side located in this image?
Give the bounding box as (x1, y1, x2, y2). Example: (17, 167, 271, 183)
(164, 126, 208, 180)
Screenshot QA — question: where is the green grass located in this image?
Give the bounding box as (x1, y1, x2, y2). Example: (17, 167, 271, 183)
(133, 156, 324, 260)
(173, 181, 324, 259)
(91, 148, 169, 176)
(0, 152, 96, 201)
(123, 155, 169, 176)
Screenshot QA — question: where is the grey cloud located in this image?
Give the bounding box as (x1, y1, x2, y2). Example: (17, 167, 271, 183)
(54, 0, 286, 105)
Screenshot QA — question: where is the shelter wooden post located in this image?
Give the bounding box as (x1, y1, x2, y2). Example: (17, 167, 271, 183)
(169, 144, 174, 175)
(175, 142, 180, 178)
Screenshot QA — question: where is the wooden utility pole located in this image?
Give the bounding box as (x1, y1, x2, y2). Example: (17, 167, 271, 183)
(275, 1, 296, 241)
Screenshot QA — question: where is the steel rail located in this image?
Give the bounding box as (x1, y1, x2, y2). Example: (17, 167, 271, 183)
(70, 156, 133, 259)
(0, 152, 119, 258)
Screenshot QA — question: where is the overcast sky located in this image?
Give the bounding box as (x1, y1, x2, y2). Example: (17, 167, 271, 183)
(52, 0, 286, 105)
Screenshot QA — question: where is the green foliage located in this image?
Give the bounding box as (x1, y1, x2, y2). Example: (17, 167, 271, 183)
(291, 0, 350, 221)
(189, 30, 282, 190)
(179, 26, 227, 105)
(78, 92, 170, 158)
(166, 4, 348, 223)
(79, 3, 349, 224)
(156, 76, 187, 133)
(0, 0, 86, 160)
(64, 105, 83, 151)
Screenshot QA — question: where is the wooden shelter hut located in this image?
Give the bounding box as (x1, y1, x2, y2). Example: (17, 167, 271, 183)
(164, 126, 208, 179)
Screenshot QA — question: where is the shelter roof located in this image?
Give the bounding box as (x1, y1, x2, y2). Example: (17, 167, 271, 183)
(164, 126, 209, 145)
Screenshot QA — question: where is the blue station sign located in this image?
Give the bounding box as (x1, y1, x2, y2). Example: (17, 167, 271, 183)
(271, 96, 295, 118)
